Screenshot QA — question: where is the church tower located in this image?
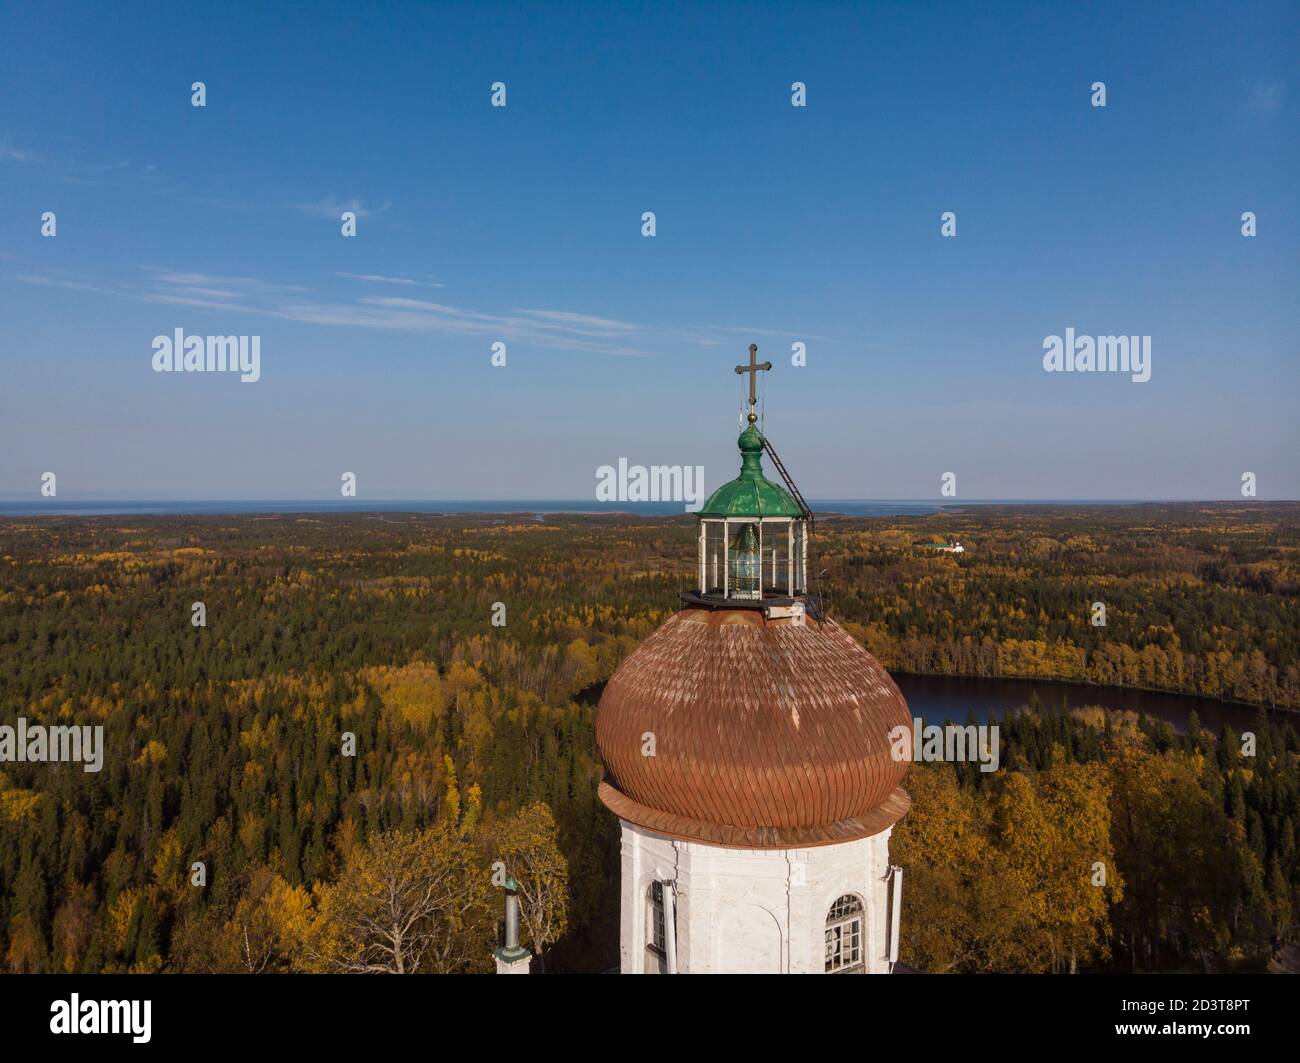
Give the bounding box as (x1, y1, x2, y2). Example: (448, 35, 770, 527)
(595, 346, 912, 974)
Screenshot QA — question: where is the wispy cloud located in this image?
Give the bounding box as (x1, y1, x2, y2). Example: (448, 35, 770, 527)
(699, 324, 845, 343)
(7, 264, 839, 361)
(0, 142, 39, 163)
(332, 271, 444, 288)
(11, 273, 117, 295)
(291, 195, 391, 220)
(277, 295, 655, 356)
(513, 309, 640, 334)
(138, 270, 656, 355)
(142, 268, 309, 294)
(0, 140, 174, 191)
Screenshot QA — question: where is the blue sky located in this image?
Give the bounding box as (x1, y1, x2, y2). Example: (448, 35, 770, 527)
(1, 0, 1296, 500)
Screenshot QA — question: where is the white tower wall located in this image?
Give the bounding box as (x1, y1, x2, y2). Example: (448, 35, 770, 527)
(617, 820, 898, 974)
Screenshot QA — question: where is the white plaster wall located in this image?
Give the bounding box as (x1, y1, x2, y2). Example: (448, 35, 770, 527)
(617, 820, 897, 974)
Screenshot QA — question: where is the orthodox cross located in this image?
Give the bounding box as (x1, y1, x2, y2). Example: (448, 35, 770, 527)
(734, 343, 772, 424)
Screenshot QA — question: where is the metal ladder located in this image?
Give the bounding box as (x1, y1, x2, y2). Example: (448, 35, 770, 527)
(762, 436, 814, 530)
(763, 434, 827, 624)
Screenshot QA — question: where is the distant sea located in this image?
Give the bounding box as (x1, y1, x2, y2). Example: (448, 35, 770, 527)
(0, 498, 1169, 518)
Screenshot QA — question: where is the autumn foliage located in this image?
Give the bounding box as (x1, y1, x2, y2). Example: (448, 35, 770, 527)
(0, 507, 1295, 972)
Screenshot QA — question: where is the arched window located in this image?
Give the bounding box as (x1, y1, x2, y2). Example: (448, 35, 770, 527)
(646, 880, 668, 973)
(825, 894, 865, 973)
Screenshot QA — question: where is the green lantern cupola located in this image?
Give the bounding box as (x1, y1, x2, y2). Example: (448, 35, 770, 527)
(691, 345, 813, 611)
(698, 424, 805, 519)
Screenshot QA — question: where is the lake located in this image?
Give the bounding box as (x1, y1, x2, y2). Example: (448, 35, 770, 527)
(892, 673, 1277, 735)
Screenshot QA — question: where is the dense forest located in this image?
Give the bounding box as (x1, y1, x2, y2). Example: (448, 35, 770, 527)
(894, 705, 1299, 972)
(823, 503, 1300, 709)
(0, 504, 1296, 972)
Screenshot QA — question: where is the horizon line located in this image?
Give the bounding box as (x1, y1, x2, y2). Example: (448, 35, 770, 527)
(2, 496, 1297, 508)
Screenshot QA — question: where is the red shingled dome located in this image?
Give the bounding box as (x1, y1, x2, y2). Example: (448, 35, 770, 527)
(595, 606, 912, 849)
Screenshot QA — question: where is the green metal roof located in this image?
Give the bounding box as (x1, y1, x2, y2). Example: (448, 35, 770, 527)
(698, 424, 804, 518)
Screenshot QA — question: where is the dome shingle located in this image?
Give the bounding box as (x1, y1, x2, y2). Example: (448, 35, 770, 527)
(595, 606, 912, 848)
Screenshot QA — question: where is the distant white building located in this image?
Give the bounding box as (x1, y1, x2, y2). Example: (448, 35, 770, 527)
(921, 539, 964, 554)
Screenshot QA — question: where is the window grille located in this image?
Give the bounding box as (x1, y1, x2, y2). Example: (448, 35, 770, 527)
(825, 894, 865, 973)
(646, 881, 669, 973)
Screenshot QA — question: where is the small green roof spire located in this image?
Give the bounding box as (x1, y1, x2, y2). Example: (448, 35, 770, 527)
(698, 423, 804, 518)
